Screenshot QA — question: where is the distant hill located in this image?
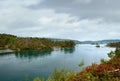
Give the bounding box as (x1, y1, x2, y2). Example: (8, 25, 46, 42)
(79, 39, 120, 44)
(48, 38, 82, 44)
(48, 38, 120, 44)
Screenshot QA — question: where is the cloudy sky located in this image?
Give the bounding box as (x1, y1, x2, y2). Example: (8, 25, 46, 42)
(0, 0, 120, 41)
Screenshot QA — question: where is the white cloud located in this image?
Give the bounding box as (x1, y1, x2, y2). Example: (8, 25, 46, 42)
(38, 17, 53, 25)
(0, 0, 120, 41)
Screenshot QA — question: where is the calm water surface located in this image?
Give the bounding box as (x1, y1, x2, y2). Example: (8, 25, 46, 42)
(0, 44, 115, 81)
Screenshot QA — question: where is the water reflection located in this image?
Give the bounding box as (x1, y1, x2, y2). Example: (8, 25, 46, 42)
(15, 49, 53, 59)
(60, 47, 75, 54)
(0, 47, 75, 60)
(0, 49, 14, 56)
(0, 52, 14, 57)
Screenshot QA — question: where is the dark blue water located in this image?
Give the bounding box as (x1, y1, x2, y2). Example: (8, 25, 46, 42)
(0, 44, 115, 81)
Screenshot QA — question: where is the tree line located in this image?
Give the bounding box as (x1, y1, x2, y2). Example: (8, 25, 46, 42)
(107, 42, 120, 48)
(0, 34, 75, 51)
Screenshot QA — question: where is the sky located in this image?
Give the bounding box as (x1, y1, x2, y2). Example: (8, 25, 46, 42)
(0, 0, 120, 41)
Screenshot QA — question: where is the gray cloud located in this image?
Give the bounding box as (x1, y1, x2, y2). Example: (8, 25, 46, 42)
(29, 0, 120, 22)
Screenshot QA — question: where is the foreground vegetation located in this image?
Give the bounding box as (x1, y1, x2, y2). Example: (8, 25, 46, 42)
(107, 42, 120, 48)
(0, 34, 75, 51)
(32, 45, 120, 81)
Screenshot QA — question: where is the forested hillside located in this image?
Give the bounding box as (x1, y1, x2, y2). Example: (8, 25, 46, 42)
(0, 34, 75, 51)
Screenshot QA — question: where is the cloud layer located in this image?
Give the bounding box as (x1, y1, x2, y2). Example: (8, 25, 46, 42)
(0, 0, 120, 40)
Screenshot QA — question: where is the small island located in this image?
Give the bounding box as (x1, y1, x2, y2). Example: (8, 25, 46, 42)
(95, 43, 100, 48)
(0, 34, 75, 52)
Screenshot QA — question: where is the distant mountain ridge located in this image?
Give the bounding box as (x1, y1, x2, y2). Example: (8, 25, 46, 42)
(48, 38, 120, 44)
(80, 39, 120, 44)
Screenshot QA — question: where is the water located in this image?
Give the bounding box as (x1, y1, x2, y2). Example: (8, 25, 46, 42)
(0, 44, 115, 81)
